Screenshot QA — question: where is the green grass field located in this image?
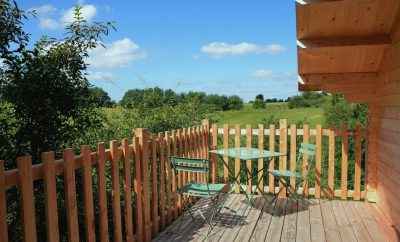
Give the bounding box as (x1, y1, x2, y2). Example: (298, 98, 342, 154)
(215, 103, 325, 127)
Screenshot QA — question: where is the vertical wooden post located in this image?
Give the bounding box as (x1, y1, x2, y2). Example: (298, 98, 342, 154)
(151, 137, 159, 234)
(170, 130, 178, 217)
(110, 140, 123, 242)
(269, 125, 276, 193)
(0, 160, 8, 242)
(81, 145, 96, 242)
(211, 124, 218, 183)
(175, 129, 183, 212)
(42, 152, 60, 242)
(136, 129, 152, 241)
(202, 120, 210, 182)
(246, 125, 252, 193)
(258, 124, 264, 194)
(158, 135, 166, 229)
(97, 143, 110, 242)
(122, 139, 134, 242)
(302, 124, 310, 197)
(223, 124, 229, 183)
(17, 156, 37, 242)
(279, 119, 288, 198)
(133, 137, 144, 242)
(290, 124, 297, 192)
(63, 149, 80, 242)
(341, 128, 349, 200)
(328, 130, 335, 199)
(183, 128, 190, 183)
(354, 124, 362, 200)
(235, 125, 241, 193)
(315, 125, 322, 199)
(164, 131, 173, 222)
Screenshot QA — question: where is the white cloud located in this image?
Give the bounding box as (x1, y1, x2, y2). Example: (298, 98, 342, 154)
(29, 4, 56, 15)
(39, 18, 59, 30)
(87, 71, 116, 82)
(201, 42, 285, 57)
(61, 4, 97, 24)
(252, 69, 273, 79)
(87, 38, 146, 69)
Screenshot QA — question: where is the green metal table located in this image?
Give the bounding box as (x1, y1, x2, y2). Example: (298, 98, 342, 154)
(209, 147, 284, 204)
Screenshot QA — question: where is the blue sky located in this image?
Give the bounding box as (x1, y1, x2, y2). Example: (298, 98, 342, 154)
(21, 1, 298, 101)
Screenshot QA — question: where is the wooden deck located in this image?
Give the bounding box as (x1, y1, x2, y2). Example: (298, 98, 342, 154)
(153, 194, 390, 242)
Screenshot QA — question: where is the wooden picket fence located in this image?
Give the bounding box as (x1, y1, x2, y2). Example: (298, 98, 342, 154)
(0, 119, 366, 242)
(0, 122, 210, 242)
(209, 119, 366, 200)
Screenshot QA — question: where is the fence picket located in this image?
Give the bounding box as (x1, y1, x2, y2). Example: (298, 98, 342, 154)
(151, 137, 159, 234)
(159, 136, 166, 229)
(269, 125, 275, 193)
(211, 124, 218, 183)
(0, 160, 8, 242)
(279, 119, 288, 198)
(170, 130, 178, 218)
(258, 124, 264, 194)
(122, 139, 134, 241)
(246, 125, 252, 193)
(354, 125, 362, 200)
(110, 140, 123, 242)
(133, 137, 144, 241)
(328, 130, 335, 199)
(42, 152, 60, 242)
(164, 132, 173, 222)
(341, 130, 349, 200)
(235, 124, 241, 193)
(17, 156, 37, 242)
(303, 124, 310, 197)
(315, 125, 322, 198)
(63, 149, 80, 242)
(290, 124, 297, 191)
(97, 143, 110, 242)
(81, 145, 96, 242)
(223, 124, 229, 183)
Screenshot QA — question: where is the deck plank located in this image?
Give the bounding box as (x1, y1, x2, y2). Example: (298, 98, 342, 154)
(296, 199, 312, 242)
(234, 197, 264, 242)
(352, 201, 387, 242)
(281, 198, 298, 242)
(249, 198, 276, 242)
(331, 200, 357, 242)
(308, 199, 324, 242)
(320, 200, 342, 242)
(265, 198, 287, 242)
(341, 201, 374, 242)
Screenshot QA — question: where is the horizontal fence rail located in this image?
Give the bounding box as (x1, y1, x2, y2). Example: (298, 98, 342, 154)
(0, 119, 366, 242)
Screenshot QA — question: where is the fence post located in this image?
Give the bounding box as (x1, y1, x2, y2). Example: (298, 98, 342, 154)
(110, 140, 123, 242)
(122, 139, 134, 242)
(246, 125, 252, 193)
(269, 125, 276, 193)
(63, 149, 80, 242)
(341, 126, 349, 200)
(0, 160, 8, 242)
(328, 129, 335, 199)
(158, 134, 166, 229)
(258, 124, 264, 194)
(211, 124, 218, 183)
(315, 125, 322, 199)
(223, 124, 229, 183)
(97, 143, 110, 242)
(290, 124, 297, 193)
(135, 129, 152, 242)
(164, 131, 173, 222)
(81, 145, 96, 242)
(235, 124, 241, 193)
(279, 119, 288, 198)
(133, 137, 144, 241)
(354, 124, 362, 200)
(302, 124, 310, 197)
(42, 152, 60, 242)
(151, 136, 159, 235)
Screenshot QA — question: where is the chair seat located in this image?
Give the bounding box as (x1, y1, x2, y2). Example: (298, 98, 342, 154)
(179, 183, 228, 197)
(269, 169, 302, 178)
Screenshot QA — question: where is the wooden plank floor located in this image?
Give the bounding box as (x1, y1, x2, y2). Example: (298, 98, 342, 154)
(153, 194, 391, 242)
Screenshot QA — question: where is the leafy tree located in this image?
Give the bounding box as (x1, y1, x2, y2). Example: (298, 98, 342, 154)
(287, 92, 327, 109)
(227, 95, 243, 110)
(0, 5, 114, 163)
(253, 94, 266, 109)
(89, 87, 114, 107)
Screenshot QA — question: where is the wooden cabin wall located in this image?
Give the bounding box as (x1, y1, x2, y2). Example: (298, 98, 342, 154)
(371, 17, 400, 231)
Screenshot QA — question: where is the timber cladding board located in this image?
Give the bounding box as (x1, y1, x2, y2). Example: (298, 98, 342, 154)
(298, 45, 386, 74)
(296, 0, 399, 40)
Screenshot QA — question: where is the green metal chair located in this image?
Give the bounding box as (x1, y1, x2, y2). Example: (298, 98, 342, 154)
(170, 156, 230, 236)
(269, 143, 316, 201)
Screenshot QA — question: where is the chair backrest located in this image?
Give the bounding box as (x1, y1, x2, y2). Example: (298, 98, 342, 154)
(170, 156, 209, 174)
(299, 143, 316, 157)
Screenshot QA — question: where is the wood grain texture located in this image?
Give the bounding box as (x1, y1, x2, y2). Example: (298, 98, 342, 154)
(97, 143, 110, 242)
(315, 125, 322, 198)
(223, 124, 229, 182)
(258, 124, 264, 194)
(122, 139, 134, 242)
(81, 145, 96, 242)
(279, 119, 288, 198)
(246, 124, 253, 193)
(269, 125, 276, 193)
(235, 124, 241, 193)
(42, 152, 60, 242)
(328, 129, 335, 199)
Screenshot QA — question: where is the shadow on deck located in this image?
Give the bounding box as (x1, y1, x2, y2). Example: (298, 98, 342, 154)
(153, 194, 391, 242)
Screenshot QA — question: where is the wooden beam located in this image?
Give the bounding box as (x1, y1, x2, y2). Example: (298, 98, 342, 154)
(299, 44, 387, 74)
(300, 73, 379, 85)
(297, 35, 391, 48)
